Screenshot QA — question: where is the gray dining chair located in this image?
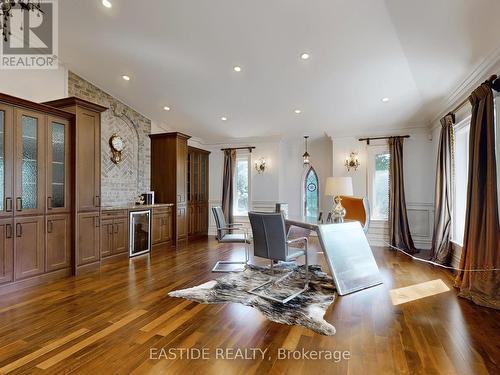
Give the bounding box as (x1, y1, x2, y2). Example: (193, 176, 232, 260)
(211, 206, 250, 272)
(247, 211, 309, 304)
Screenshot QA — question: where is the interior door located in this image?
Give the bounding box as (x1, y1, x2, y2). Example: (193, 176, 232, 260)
(14, 109, 46, 216)
(46, 117, 70, 214)
(46, 214, 70, 272)
(0, 104, 14, 219)
(77, 212, 100, 265)
(113, 217, 128, 254)
(0, 218, 13, 284)
(14, 215, 45, 280)
(100, 218, 113, 258)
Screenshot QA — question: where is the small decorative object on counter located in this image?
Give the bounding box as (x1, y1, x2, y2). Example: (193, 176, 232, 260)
(135, 195, 145, 205)
(326, 212, 333, 223)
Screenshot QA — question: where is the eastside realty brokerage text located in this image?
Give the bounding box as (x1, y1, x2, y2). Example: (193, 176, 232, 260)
(150, 347, 351, 363)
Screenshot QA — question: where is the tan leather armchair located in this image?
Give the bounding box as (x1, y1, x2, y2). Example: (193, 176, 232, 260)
(340, 196, 370, 234)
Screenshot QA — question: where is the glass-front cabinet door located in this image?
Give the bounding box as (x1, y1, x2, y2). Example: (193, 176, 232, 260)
(14, 109, 45, 215)
(46, 117, 70, 213)
(0, 104, 13, 218)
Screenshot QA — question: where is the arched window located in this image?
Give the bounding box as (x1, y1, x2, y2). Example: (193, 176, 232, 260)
(303, 166, 319, 218)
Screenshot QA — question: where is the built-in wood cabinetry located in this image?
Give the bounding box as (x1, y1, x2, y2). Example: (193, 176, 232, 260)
(43, 98, 106, 273)
(46, 214, 71, 272)
(100, 210, 128, 258)
(152, 207, 173, 246)
(0, 93, 75, 292)
(150, 132, 190, 246)
(188, 146, 210, 239)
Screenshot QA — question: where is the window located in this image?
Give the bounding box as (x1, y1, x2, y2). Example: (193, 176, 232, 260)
(367, 146, 390, 220)
(303, 166, 319, 218)
(452, 118, 470, 246)
(233, 153, 251, 216)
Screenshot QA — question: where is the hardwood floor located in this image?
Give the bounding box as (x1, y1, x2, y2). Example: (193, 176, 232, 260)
(0, 237, 498, 374)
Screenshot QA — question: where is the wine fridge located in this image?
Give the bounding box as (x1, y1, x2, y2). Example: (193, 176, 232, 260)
(129, 210, 151, 257)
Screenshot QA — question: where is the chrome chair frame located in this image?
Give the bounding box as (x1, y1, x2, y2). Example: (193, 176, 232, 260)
(211, 207, 250, 273)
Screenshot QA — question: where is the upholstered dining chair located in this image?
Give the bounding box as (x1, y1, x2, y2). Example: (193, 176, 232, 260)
(247, 212, 309, 304)
(211, 206, 250, 272)
(340, 196, 370, 234)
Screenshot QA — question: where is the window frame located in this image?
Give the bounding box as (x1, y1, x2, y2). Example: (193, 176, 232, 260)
(232, 151, 252, 218)
(302, 165, 320, 218)
(367, 145, 390, 222)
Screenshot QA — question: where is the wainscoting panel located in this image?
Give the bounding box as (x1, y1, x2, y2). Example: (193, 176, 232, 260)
(407, 202, 434, 250)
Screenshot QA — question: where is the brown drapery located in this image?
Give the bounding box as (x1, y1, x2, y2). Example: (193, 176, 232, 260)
(389, 137, 417, 254)
(454, 81, 500, 309)
(221, 149, 236, 224)
(430, 114, 455, 264)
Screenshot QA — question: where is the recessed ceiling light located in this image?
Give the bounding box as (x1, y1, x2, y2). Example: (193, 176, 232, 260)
(163, 106, 170, 111)
(300, 53, 310, 60)
(294, 109, 302, 114)
(382, 97, 390, 103)
(233, 66, 242, 72)
(221, 116, 227, 121)
(122, 75, 130, 81)
(102, 0, 112, 8)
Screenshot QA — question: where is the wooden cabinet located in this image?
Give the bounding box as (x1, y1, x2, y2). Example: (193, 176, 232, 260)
(46, 214, 71, 272)
(0, 218, 13, 284)
(187, 147, 210, 239)
(0, 104, 14, 219)
(152, 207, 172, 246)
(46, 117, 71, 214)
(77, 212, 100, 266)
(44, 97, 106, 273)
(150, 133, 190, 246)
(14, 109, 46, 216)
(100, 212, 128, 257)
(14, 215, 45, 280)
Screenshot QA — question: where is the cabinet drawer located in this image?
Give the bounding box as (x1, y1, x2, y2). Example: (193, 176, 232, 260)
(101, 209, 127, 218)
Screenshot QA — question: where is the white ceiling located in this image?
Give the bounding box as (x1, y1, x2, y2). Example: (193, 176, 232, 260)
(59, 0, 500, 141)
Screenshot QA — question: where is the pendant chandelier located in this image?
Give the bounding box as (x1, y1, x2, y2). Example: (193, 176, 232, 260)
(302, 135, 310, 166)
(1, 1, 43, 42)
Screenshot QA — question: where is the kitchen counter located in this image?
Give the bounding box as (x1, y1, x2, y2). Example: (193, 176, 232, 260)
(101, 203, 174, 212)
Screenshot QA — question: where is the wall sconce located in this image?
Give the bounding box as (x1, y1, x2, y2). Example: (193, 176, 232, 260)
(345, 152, 360, 171)
(254, 157, 267, 174)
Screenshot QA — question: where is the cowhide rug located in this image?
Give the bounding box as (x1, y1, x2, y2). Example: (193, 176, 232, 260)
(168, 264, 337, 335)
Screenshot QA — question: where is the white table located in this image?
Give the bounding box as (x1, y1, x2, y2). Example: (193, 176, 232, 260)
(286, 216, 383, 295)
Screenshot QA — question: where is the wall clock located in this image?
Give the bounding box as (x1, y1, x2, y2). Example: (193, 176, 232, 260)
(109, 133, 125, 164)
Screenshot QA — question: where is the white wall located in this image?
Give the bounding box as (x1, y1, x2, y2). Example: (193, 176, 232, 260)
(202, 135, 332, 234)
(331, 130, 435, 249)
(0, 67, 68, 102)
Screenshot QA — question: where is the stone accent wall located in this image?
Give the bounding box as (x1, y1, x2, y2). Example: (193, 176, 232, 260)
(68, 72, 151, 206)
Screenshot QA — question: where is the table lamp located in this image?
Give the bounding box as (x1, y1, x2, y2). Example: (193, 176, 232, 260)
(325, 177, 353, 222)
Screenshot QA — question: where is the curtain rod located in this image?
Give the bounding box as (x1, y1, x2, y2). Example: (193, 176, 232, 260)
(448, 74, 499, 116)
(358, 135, 410, 145)
(220, 146, 256, 152)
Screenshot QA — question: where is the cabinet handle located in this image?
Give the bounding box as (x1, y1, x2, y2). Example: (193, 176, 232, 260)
(47, 196, 53, 210)
(16, 223, 22, 237)
(47, 220, 53, 233)
(16, 197, 22, 211)
(5, 197, 12, 212)
(5, 224, 12, 239)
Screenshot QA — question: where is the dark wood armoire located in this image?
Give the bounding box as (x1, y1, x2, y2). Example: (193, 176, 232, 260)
(149, 133, 209, 246)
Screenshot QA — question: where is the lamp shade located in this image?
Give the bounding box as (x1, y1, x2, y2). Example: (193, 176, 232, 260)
(325, 177, 353, 197)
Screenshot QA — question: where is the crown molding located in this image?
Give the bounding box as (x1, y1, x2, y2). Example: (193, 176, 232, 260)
(431, 45, 500, 127)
